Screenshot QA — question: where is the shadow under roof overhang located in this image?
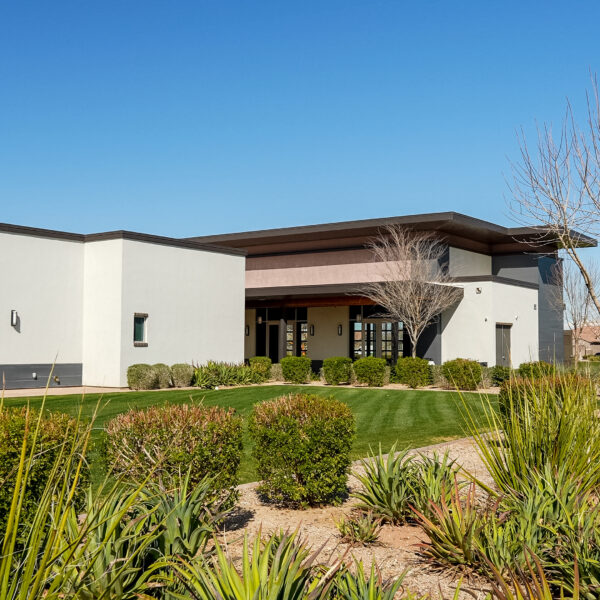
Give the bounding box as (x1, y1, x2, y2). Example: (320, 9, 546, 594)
(246, 282, 465, 309)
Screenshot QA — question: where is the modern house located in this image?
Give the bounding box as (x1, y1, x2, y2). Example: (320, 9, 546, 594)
(191, 212, 586, 370)
(2, 212, 592, 389)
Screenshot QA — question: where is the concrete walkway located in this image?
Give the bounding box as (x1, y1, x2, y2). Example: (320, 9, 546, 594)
(1, 385, 129, 398)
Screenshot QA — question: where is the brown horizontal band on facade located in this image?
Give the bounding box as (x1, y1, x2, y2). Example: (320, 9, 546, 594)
(246, 295, 376, 309)
(0, 222, 247, 257)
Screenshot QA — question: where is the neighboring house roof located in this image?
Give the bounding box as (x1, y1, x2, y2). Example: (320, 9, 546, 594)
(576, 325, 600, 344)
(186, 211, 597, 257)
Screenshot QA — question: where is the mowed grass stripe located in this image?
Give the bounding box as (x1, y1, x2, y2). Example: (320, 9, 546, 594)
(3, 385, 492, 483)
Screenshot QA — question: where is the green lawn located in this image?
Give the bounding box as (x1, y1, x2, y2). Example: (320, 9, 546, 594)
(3, 385, 493, 483)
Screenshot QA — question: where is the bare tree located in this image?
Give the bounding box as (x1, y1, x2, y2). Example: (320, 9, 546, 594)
(509, 76, 600, 316)
(551, 257, 599, 364)
(361, 225, 463, 358)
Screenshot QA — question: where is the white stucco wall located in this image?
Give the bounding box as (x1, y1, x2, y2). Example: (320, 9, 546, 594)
(117, 239, 245, 386)
(441, 281, 538, 366)
(0, 231, 84, 365)
(81, 239, 124, 387)
(307, 306, 349, 360)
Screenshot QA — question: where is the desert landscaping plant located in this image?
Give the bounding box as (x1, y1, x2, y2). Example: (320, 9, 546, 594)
(153, 362, 173, 388)
(395, 356, 432, 388)
(171, 362, 195, 387)
(323, 356, 353, 385)
(517, 361, 554, 379)
(441, 358, 482, 390)
(103, 403, 243, 496)
(127, 363, 159, 390)
(280, 356, 312, 384)
(249, 356, 272, 381)
(353, 356, 387, 387)
(335, 511, 382, 546)
(250, 393, 355, 506)
(194, 361, 259, 388)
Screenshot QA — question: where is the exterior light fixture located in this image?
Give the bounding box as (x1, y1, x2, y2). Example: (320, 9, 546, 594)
(337, 324, 343, 336)
(309, 324, 315, 336)
(245, 325, 250, 336)
(534, 304, 537, 311)
(475, 287, 482, 294)
(356, 313, 362, 322)
(257, 316, 263, 325)
(10, 310, 18, 327)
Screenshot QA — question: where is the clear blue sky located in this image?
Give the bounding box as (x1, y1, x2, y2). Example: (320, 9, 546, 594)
(1, 1, 599, 238)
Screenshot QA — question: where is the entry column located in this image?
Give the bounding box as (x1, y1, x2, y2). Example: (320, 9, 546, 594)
(279, 318, 287, 362)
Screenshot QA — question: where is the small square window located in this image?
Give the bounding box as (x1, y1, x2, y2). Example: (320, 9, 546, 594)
(133, 313, 148, 346)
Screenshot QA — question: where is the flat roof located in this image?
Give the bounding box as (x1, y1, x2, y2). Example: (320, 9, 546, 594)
(0, 222, 246, 257)
(187, 211, 597, 256)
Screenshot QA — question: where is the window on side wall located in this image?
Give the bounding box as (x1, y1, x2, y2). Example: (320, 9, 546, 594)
(133, 313, 148, 346)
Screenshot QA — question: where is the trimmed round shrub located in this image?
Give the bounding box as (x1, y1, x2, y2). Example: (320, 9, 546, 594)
(249, 356, 272, 382)
(153, 363, 172, 388)
(441, 358, 482, 390)
(322, 357, 353, 385)
(249, 394, 355, 506)
(171, 363, 195, 387)
(280, 356, 312, 384)
(490, 365, 512, 386)
(353, 357, 387, 387)
(395, 357, 432, 388)
(0, 407, 89, 541)
(103, 404, 243, 495)
(517, 360, 554, 379)
(127, 363, 158, 390)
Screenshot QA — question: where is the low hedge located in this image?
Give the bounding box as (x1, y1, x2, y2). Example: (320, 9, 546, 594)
(171, 363, 195, 387)
(127, 363, 159, 390)
(441, 358, 482, 391)
(518, 360, 554, 379)
(153, 363, 172, 388)
(0, 407, 89, 542)
(280, 356, 312, 384)
(322, 357, 353, 385)
(249, 356, 272, 382)
(353, 356, 387, 387)
(103, 404, 243, 497)
(395, 357, 432, 388)
(249, 394, 355, 506)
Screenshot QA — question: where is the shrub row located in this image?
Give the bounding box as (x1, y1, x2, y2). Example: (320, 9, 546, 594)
(127, 363, 194, 389)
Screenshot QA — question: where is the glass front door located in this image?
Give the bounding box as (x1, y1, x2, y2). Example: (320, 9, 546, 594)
(352, 319, 403, 362)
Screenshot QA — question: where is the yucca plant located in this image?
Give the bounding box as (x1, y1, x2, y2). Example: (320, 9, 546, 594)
(410, 451, 464, 517)
(332, 561, 413, 600)
(335, 511, 382, 546)
(413, 481, 488, 572)
(167, 530, 340, 600)
(144, 471, 230, 561)
(352, 444, 417, 524)
(462, 374, 600, 499)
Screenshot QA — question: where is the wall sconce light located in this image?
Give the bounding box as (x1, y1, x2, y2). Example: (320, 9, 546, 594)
(475, 287, 482, 294)
(309, 324, 315, 336)
(356, 313, 362, 322)
(257, 316, 263, 325)
(337, 324, 343, 336)
(533, 304, 537, 311)
(245, 325, 250, 336)
(10, 310, 18, 327)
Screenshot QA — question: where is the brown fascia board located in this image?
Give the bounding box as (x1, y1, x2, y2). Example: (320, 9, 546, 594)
(0, 223, 246, 257)
(186, 211, 597, 254)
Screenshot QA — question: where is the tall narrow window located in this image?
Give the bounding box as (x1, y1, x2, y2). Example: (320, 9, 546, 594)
(133, 313, 148, 346)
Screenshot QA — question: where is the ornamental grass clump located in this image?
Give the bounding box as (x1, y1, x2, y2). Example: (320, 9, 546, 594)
(335, 511, 382, 546)
(103, 403, 243, 496)
(249, 394, 355, 506)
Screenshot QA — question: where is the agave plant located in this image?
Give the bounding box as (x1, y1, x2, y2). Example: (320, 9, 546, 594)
(335, 511, 382, 546)
(167, 530, 340, 600)
(352, 444, 417, 524)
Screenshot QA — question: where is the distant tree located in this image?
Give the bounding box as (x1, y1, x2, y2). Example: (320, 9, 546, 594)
(552, 257, 600, 363)
(509, 76, 600, 317)
(361, 225, 463, 358)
